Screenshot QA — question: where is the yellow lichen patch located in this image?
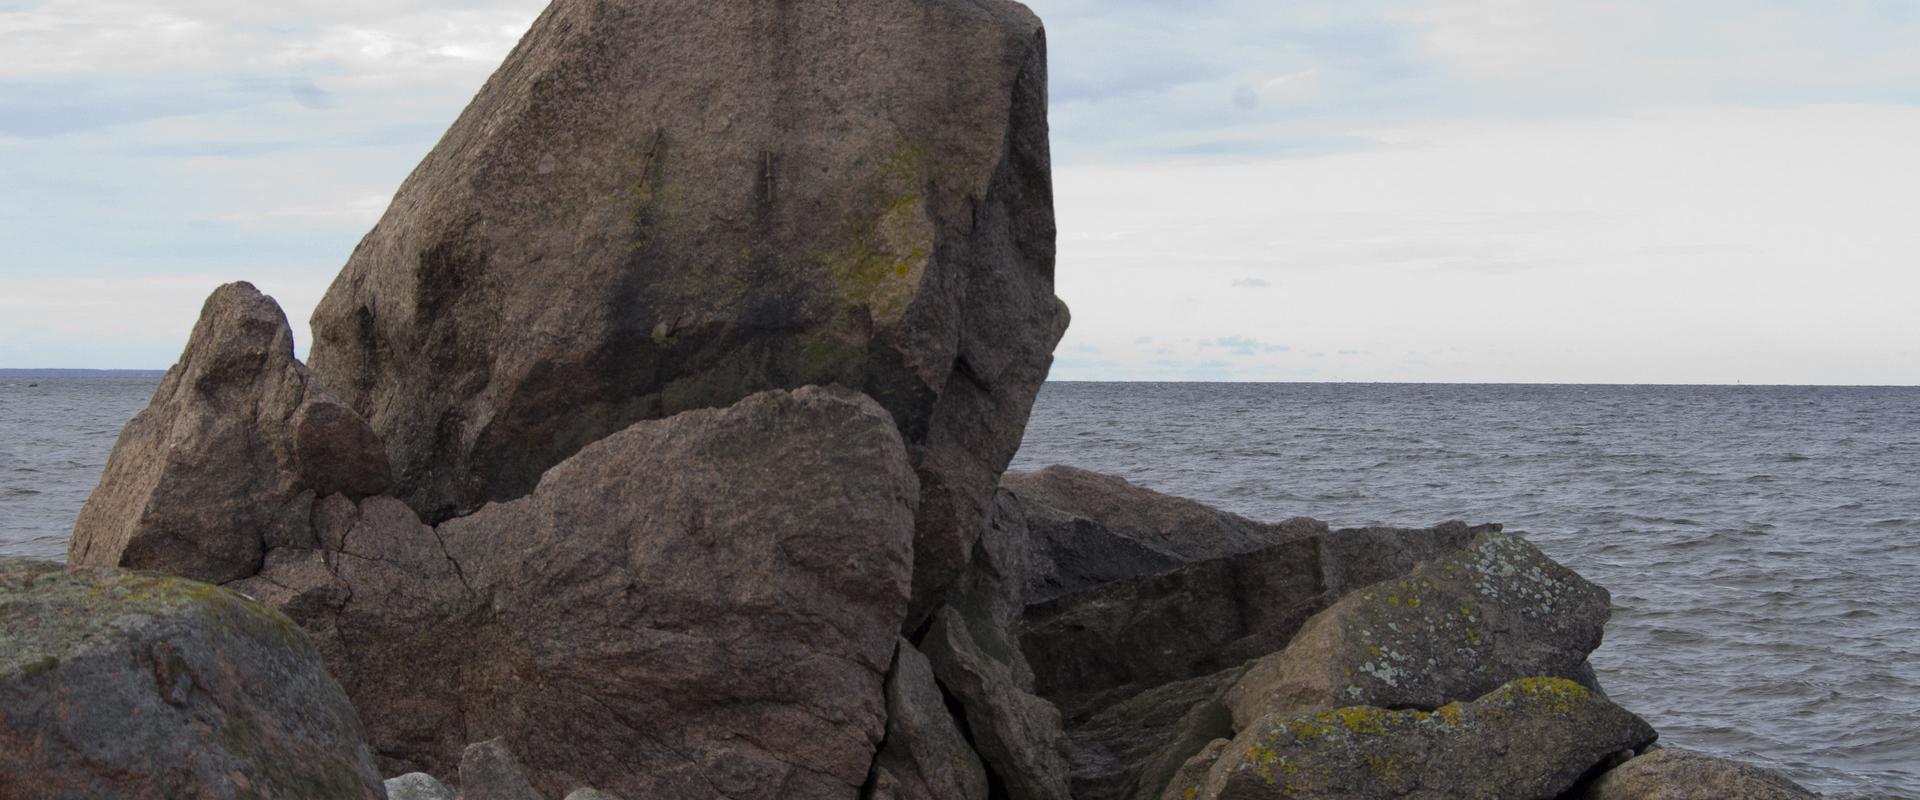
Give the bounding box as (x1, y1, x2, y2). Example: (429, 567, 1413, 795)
(1315, 706, 1395, 736)
(1433, 703, 1464, 726)
(1406, 597, 1422, 609)
(1508, 677, 1594, 715)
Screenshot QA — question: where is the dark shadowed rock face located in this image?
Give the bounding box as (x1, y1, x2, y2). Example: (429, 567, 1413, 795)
(1570, 748, 1818, 800)
(307, 0, 1068, 623)
(1223, 530, 1612, 728)
(1173, 678, 1657, 800)
(1022, 522, 1489, 722)
(242, 388, 919, 798)
(0, 560, 384, 800)
(68, 282, 389, 584)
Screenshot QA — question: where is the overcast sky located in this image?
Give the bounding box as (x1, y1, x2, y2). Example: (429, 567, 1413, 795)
(3, 1, 1917, 383)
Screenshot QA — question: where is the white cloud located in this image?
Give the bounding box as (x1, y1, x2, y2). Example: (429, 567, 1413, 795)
(1052, 105, 1920, 383)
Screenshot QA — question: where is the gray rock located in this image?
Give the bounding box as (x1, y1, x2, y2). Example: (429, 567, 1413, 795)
(0, 559, 384, 799)
(1022, 522, 1490, 721)
(1222, 530, 1612, 728)
(563, 790, 626, 800)
(385, 772, 456, 800)
(1004, 466, 1324, 569)
(306, 0, 1068, 625)
(871, 639, 990, 800)
(1570, 748, 1819, 800)
(459, 738, 540, 800)
(1171, 678, 1657, 800)
(69, 282, 389, 584)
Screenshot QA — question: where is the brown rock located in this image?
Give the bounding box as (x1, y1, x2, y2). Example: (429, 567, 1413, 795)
(1222, 530, 1612, 728)
(917, 487, 1070, 800)
(69, 282, 389, 584)
(0, 559, 384, 800)
(280, 388, 919, 798)
(306, 0, 1068, 624)
(1172, 678, 1657, 800)
(1570, 748, 1819, 800)
(869, 640, 990, 800)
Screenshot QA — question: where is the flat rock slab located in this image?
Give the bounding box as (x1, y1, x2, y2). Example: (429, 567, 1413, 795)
(1174, 678, 1656, 800)
(0, 560, 384, 800)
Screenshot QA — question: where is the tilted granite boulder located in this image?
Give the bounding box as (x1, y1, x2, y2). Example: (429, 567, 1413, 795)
(870, 640, 990, 800)
(0, 560, 384, 800)
(68, 282, 389, 584)
(1168, 678, 1657, 800)
(1004, 466, 1324, 569)
(1570, 748, 1818, 800)
(1064, 669, 1244, 800)
(306, 0, 1068, 623)
(1222, 530, 1611, 728)
(1022, 522, 1490, 721)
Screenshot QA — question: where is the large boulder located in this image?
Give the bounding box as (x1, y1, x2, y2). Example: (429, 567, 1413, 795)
(1022, 522, 1489, 721)
(1571, 748, 1818, 800)
(306, 0, 1068, 622)
(1222, 530, 1611, 727)
(0, 559, 385, 799)
(239, 388, 918, 797)
(1168, 678, 1657, 800)
(68, 282, 389, 584)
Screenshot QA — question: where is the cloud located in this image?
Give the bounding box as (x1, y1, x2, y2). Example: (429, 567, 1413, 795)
(1207, 336, 1291, 356)
(1231, 278, 1273, 288)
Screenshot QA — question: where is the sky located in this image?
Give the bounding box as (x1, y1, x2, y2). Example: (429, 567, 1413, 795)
(2, 1, 1918, 383)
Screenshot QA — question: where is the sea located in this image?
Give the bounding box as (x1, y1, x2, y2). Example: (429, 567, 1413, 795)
(3, 378, 1916, 798)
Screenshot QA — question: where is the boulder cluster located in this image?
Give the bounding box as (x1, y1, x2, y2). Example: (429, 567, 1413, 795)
(1, 1, 1823, 798)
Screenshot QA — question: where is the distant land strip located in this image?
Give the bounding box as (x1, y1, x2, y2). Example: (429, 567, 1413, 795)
(0, 369, 166, 378)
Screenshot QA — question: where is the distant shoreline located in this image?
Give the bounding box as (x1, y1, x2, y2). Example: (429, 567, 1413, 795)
(0, 369, 167, 378)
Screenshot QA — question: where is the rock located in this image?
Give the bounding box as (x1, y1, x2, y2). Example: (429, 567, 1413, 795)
(563, 790, 626, 800)
(69, 282, 389, 584)
(306, 0, 1068, 624)
(297, 388, 917, 797)
(385, 772, 456, 800)
(870, 640, 990, 800)
(1170, 678, 1657, 800)
(920, 605, 1072, 800)
(1065, 668, 1243, 800)
(1014, 490, 1182, 603)
(0, 559, 384, 799)
(1571, 748, 1819, 800)
(1002, 466, 1324, 567)
(1022, 522, 1489, 721)
(1222, 530, 1611, 728)
(914, 485, 1070, 800)
(460, 738, 540, 800)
